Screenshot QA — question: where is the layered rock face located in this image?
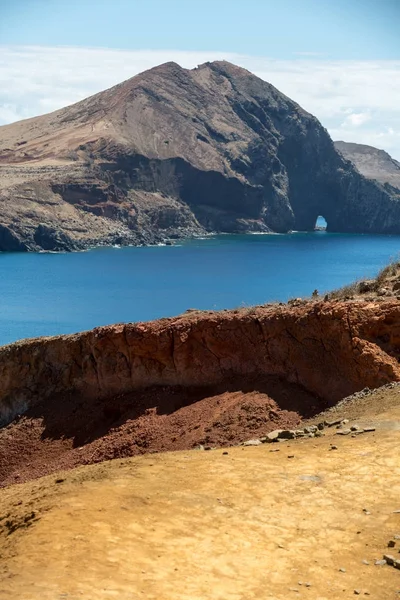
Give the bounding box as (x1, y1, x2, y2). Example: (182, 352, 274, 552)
(1, 61, 400, 251)
(1, 300, 400, 428)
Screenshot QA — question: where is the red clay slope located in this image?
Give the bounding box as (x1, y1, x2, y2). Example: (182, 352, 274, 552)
(1, 299, 400, 486)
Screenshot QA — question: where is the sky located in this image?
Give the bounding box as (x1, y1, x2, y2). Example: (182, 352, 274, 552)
(0, 0, 399, 158)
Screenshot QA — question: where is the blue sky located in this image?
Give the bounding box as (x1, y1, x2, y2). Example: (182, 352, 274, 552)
(0, 0, 399, 157)
(1, 0, 399, 59)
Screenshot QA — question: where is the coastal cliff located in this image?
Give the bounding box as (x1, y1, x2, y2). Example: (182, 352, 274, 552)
(1, 300, 400, 428)
(1, 61, 400, 251)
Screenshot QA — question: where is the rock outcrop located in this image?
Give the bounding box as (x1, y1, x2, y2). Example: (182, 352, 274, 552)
(1, 61, 400, 251)
(1, 300, 400, 428)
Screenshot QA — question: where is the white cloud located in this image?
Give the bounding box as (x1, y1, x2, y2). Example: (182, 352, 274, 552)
(0, 46, 399, 159)
(343, 112, 371, 127)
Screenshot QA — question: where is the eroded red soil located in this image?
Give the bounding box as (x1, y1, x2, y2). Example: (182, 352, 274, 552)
(0, 377, 323, 486)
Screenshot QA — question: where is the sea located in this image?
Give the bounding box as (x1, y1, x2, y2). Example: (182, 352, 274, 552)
(1, 225, 400, 346)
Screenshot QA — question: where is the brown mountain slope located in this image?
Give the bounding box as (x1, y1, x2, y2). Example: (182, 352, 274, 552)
(1, 60, 400, 251)
(334, 140, 400, 190)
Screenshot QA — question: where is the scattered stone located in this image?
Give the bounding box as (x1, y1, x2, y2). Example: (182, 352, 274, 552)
(294, 430, 307, 438)
(204, 446, 212, 451)
(305, 582, 311, 587)
(388, 540, 396, 548)
(262, 430, 282, 443)
(325, 419, 342, 427)
(242, 439, 262, 447)
(350, 425, 361, 431)
(222, 451, 228, 455)
(361, 559, 370, 565)
(359, 280, 374, 293)
(363, 427, 376, 433)
(314, 430, 324, 437)
(393, 510, 400, 514)
(195, 445, 205, 451)
(354, 590, 361, 595)
(394, 535, 400, 540)
(330, 445, 338, 450)
(377, 287, 389, 296)
(304, 426, 318, 434)
(317, 422, 325, 430)
(287, 455, 295, 459)
(55, 478, 65, 484)
(341, 419, 349, 425)
(278, 430, 296, 440)
(363, 508, 371, 515)
(336, 429, 352, 436)
(339, 567, 346, 573)
(288, 588, 299, 593)
(375, 559, 387, 566)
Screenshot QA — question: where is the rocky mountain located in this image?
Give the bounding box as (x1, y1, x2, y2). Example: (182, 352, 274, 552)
(334, 140, 400, 191)
(1, 61, 400, 251)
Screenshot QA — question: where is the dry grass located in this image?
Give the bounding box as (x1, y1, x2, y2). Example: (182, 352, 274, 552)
(327, 259, 400, 300)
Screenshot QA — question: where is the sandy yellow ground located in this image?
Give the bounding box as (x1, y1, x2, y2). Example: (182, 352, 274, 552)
(1, 395, 400, 600)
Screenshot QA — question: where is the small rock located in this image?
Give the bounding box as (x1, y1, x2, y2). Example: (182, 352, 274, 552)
(361, 559, 370, 565)
(388, 540, 396, 548)
(287, 455, 295, 459)
(394, 535, 400, 540)
(278, 430, 296, 440)
(350, 425, 361, 431)
(314, 430, 324, 437)
(263, 430, 282, 443)
(354, 590, 361, 595)
(341, 419, 349, 425)
(288, 588, 299, 593)
(305, 582, 311, 587)
(294, 430, 306, 438)
(325, 419, 342, 427)
(204, 446, 212, 451)
(317, 422, 325, 430)
(222, 451, 228, 455)
(363, 508, 371, 515)
(339, 567, 346, 573)
(304, 426, 318, 434)
(363, 427, 376, 433)
(242, 439, 262, 446)
(359, 280, 374, 293)
(336, 429, 352, 436)
(375, 559, 387, 566)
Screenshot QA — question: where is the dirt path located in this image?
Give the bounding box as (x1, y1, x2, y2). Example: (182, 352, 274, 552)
(1, 390, 400, 599)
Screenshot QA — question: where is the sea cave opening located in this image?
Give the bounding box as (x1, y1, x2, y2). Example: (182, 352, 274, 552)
(315, 215, 327, 231)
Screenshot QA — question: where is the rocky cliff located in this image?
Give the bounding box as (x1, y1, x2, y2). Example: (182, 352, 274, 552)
(334, 140, 400, 191)
(1, 299, 400, 428)
(1, 61, 400, 251)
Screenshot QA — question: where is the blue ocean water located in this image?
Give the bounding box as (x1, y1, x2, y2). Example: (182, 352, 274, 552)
(1, 230, 399, 347)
